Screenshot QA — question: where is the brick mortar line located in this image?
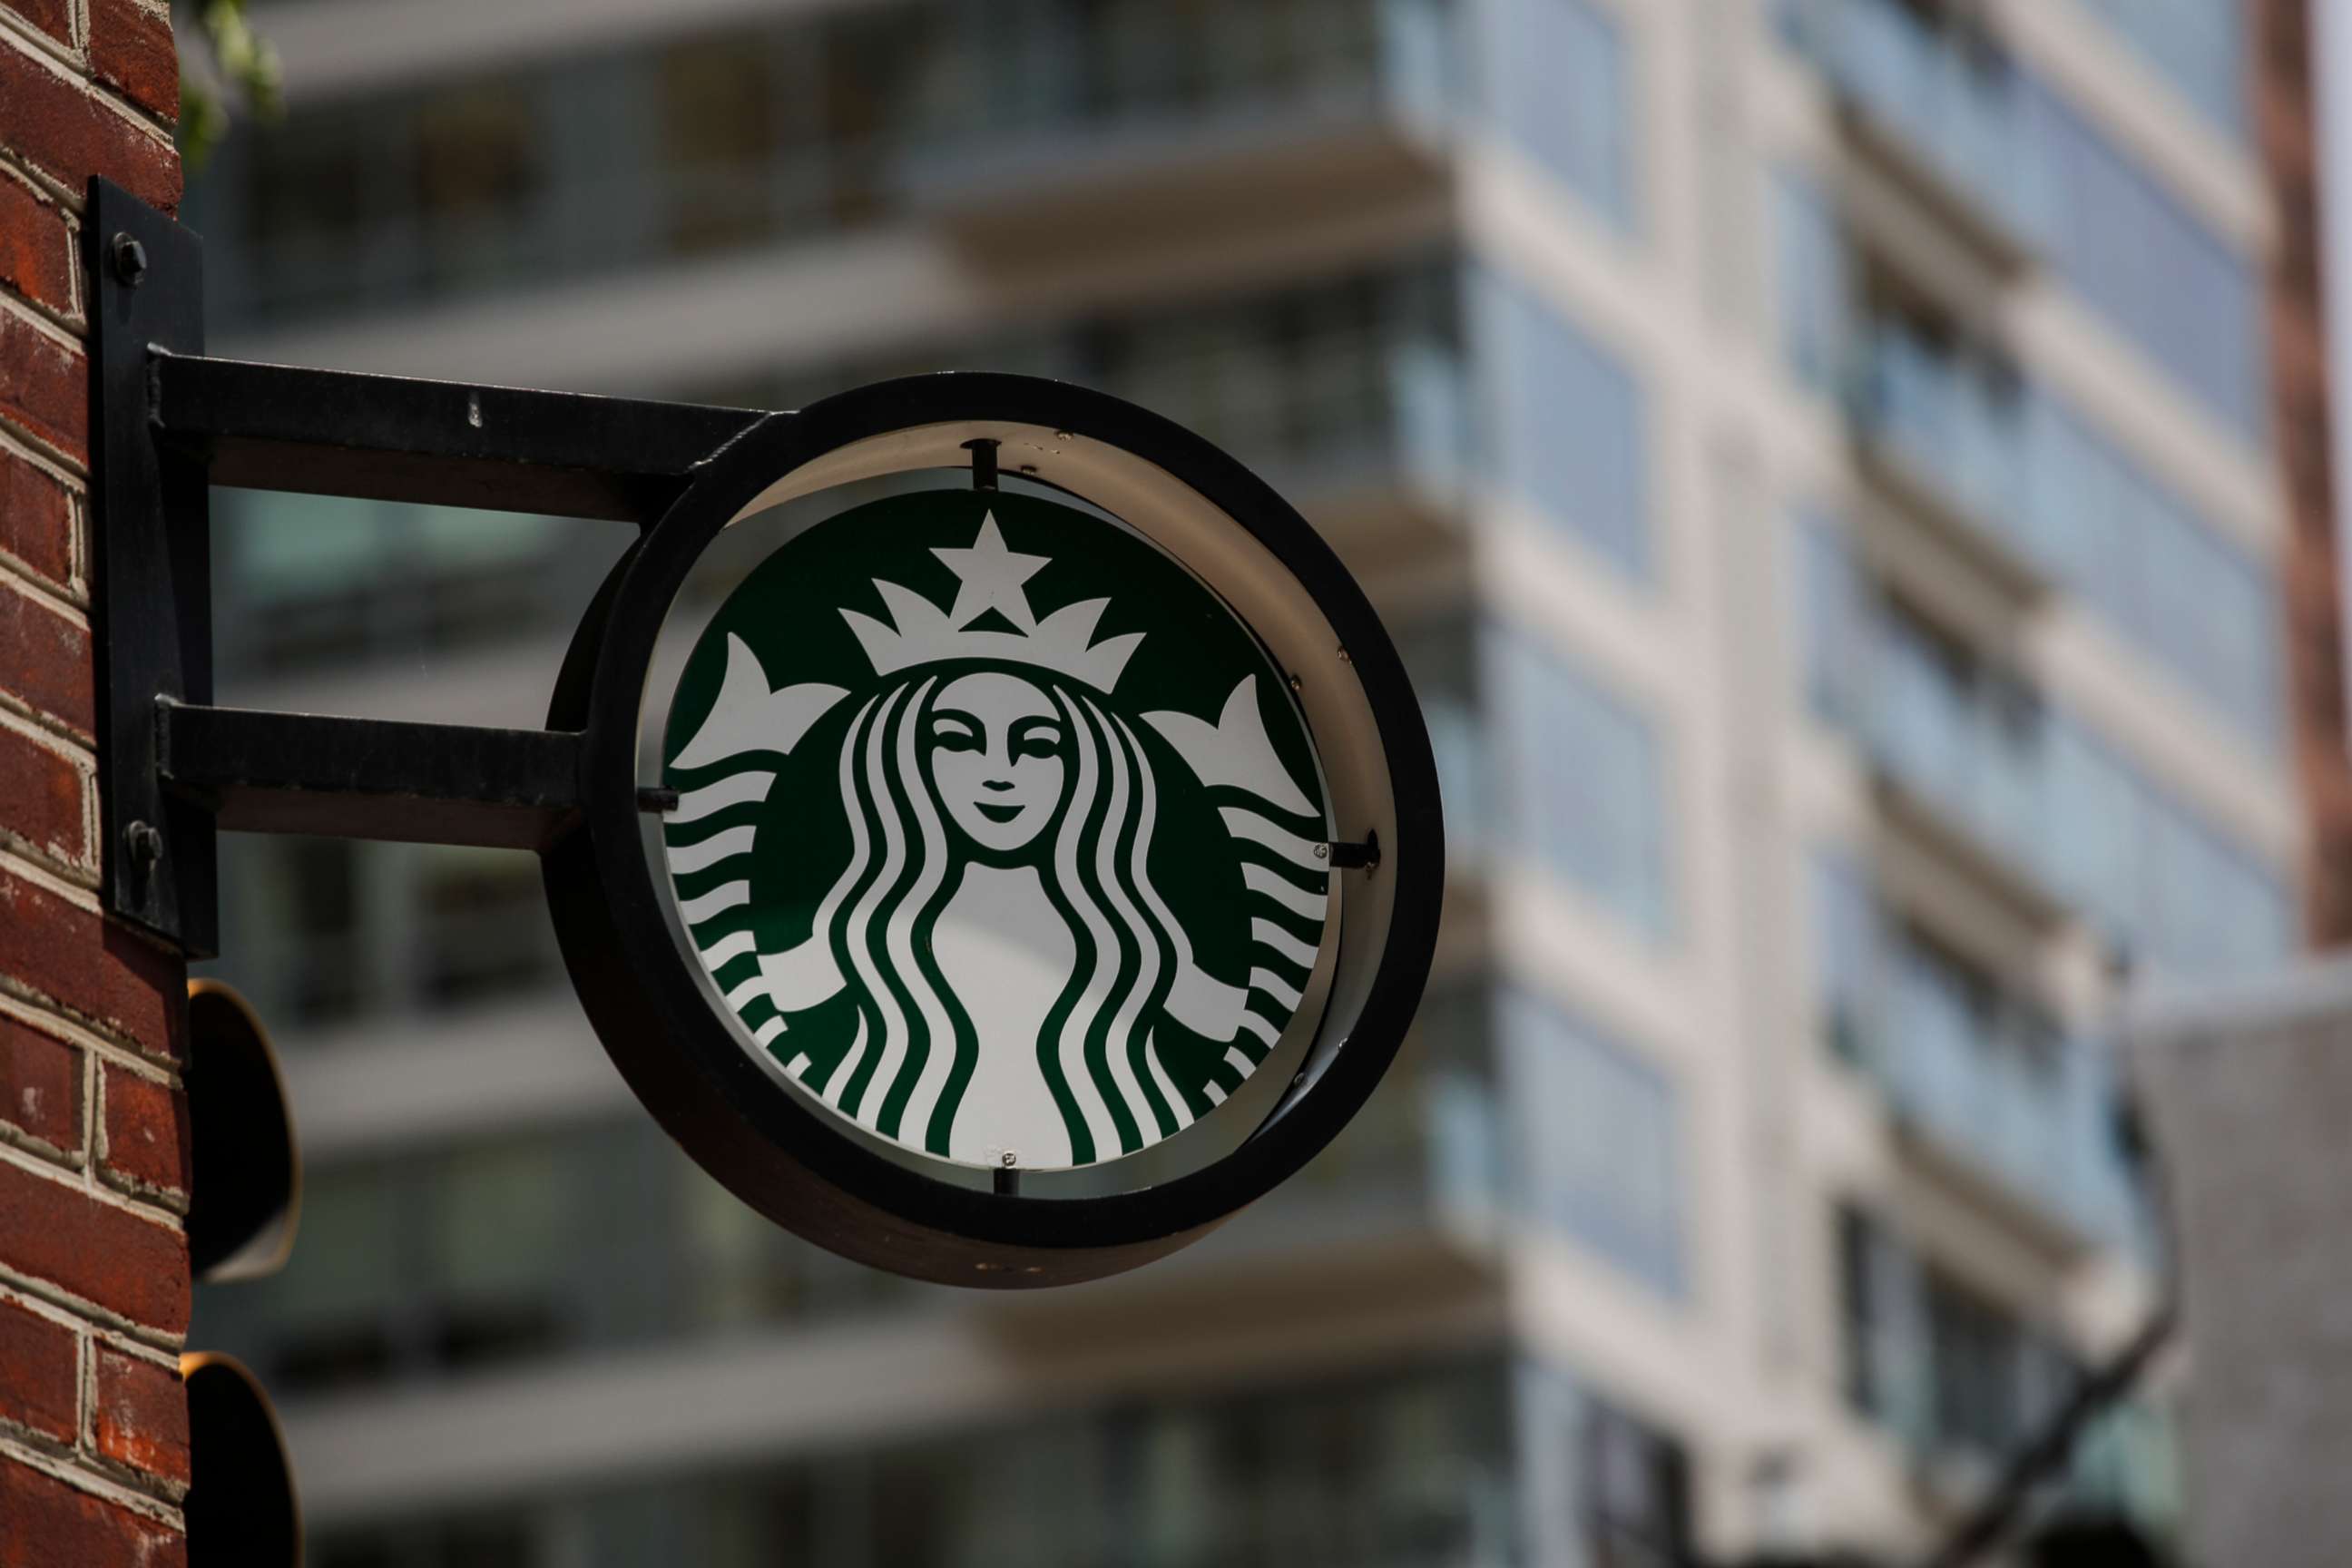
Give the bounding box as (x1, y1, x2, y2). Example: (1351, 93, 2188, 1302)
(0, 989, 182, 1084)
(0, 146, 89, 226)
(0, 1428, 184, 1529)
(0, 544, 83, 611)
(0, 162, 86, 338)
(0, 828, 100, 897)
(0, 552, 93, 628)
(0, 1119, 81, 1170)
(0, 5, 82, 75)
(0, 842, 102, 913)
(0, 273, 86, 340)
(88, 1324, 179, 1372)
(0, 975, 175, 1082)
(0, 285, 88, 357)
(0, 408, 87, 478)
(0, 1260, 183, 1357)
(0, 16, 183, 148)
(0, 1276, 104, 1337)
(0, 417, 90, 505)
(0, 1131, 181, 1227)
(0, 698, 95, 769)
(0, 689, 97, 757)
(76, 1308, 94, 1446)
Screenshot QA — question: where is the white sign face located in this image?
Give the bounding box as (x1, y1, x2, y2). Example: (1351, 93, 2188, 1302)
(658, 490, 1334, 1171)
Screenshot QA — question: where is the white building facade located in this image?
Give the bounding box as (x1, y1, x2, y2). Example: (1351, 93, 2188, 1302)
(187, 0, 2287, 1562)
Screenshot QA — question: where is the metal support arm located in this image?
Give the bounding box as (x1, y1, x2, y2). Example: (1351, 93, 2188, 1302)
(152, 353, 765, 524)
(159, 703, 584, 851)
(86, 176, 769, 955)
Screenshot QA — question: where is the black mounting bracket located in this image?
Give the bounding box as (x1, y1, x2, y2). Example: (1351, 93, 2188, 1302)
(85, 177, 765, 956)
(85, 176, 1390, 960)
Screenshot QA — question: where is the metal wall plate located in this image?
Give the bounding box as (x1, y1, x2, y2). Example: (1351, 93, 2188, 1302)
(88, 179, 215, 952)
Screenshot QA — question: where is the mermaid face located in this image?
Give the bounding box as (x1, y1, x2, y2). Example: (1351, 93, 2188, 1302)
(926, 671, 1069, 855)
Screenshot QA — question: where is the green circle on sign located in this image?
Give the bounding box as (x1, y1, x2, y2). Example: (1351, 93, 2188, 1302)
(660, 490, 1333, 1171)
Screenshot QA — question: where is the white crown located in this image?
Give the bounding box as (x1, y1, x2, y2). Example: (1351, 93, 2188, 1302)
(839, 514, 1144, 692)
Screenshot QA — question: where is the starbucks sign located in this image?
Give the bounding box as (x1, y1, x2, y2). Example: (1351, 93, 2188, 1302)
(660, 495, 1331, 1171)
(544, 374, 1441, 1287)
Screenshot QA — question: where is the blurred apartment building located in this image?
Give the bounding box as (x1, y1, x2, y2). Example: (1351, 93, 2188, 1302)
(184, 0, 2288, 1562)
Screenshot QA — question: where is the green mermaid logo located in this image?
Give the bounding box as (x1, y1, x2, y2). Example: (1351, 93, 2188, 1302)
(660, 492, 1332, 1171)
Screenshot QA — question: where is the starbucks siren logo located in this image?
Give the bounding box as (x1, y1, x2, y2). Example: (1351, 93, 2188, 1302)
(659, 492, 1332, 1171)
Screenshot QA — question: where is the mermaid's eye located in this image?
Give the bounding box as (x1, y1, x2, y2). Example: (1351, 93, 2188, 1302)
(929, 714, 980, 751)
(1012, 721, 1063, 760)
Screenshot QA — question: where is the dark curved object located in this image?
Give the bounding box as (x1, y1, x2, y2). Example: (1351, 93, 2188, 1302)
(543, 373, 1445, 1288)
(181, 1354, 301, 1567)
(184, 982, 300, 1282)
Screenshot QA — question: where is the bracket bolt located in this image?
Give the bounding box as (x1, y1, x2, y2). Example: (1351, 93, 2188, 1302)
(111, 234, 148, 287)
(999, 1150, 1019, 1168)
(124, 820, 162, 868)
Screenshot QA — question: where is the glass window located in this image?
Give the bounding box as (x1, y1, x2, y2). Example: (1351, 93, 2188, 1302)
(1584, 1398, 1690, 1568)
(1488, 0, 1634, 230)
(2020, 395, 2280, 752)
(1489, 627, 1671, 939)
(2024, 83, 2264, 439)
(1500, 989, 1683, 1297)
(1925, 1266, 2026, 1454)
(1775, 171, 1847, 394)
(1810, 852, 1877, 1067)
(2075, 0, 2246, 140)
(1473, 270, 1650, 579)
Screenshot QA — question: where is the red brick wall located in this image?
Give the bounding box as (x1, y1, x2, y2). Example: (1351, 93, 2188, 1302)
(2259, 0, 2352, 947)
(0, 2, 193, 1563)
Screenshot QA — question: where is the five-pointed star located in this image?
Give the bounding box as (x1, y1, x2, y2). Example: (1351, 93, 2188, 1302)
(932, 514, 1049, 632)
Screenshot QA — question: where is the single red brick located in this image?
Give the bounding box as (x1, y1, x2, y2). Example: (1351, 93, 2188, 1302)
(0, 575, 94, 738)
(0, 1459, 185, 1568)
(0, 867, 183, 1062)
(0, 172, 76, 320)
(0, 443, 78, 588)
(6, 0, 74, 50)
(92, 1344, 188, 1486)
(0, 41, 181, 214)
(0, 1296, 77, 1444)
(88, 0, 181, 126)
(0, 1014, 81, 1156)
(0, 1158, 187, 1334)
(0, 720, 90, 870)
(0, 308, 86, 468)
(99, 1067, 185, 1199)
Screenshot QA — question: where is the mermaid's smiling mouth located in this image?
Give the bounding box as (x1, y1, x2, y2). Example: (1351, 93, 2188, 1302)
(976, 802, 1024, 824)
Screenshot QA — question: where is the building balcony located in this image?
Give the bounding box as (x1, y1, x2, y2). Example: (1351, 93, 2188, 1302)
(197, 0, 1462, 334)
(1870, 976, 2141, 1258)
(1779, 0, 2034, 268)
(1846, 319, 2046, 600)
(898, 0, 1456, 255)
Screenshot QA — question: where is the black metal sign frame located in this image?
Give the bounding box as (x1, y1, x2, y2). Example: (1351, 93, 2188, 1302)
(87, 176, 1443, 1286)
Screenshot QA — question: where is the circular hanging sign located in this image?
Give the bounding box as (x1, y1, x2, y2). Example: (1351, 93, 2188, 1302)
(544, 373, 1441, 1288)
(657, 491, 1332, 1172)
